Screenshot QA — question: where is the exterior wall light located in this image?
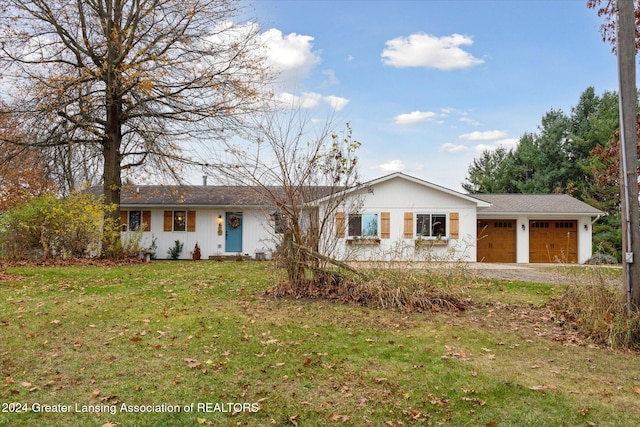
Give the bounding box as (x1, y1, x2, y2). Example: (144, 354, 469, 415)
(521, 224, 526, 231)
(217, 215, 223, 235)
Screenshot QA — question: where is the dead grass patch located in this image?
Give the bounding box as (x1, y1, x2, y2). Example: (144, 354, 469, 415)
(549, 269, 640, 350)
(266, 266, 470, 312)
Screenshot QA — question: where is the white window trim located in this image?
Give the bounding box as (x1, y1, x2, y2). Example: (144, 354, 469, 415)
(415, 212, 448, 240)
(347, 212, 380, 240)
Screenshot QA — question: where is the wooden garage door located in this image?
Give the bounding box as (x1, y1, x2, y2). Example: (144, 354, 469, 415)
(477, 220, 517, 263)
(529, 220, 577, 263)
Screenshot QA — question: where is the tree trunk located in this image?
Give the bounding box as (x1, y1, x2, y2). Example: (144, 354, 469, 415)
(101, 90, 123, 256)
(101, 6, 125, 257)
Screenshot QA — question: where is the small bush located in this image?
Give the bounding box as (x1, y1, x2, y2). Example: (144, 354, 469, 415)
(167, 240, 184, 260)
(550, 270, 640, 350)
(192, 242, 201, 261)
(0, 192, 109, 259)
(585, 252, 618, 265)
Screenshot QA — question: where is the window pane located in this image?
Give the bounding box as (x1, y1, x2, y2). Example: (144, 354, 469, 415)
(416, 214, 430, 236)
(129, 211, 142, 231)
(174, 211, 186, 232)
(432, 215, 446, 237)
(348, 214, 362, 237)
(274, 212, 288, 234)
(362, 213, 378, 237)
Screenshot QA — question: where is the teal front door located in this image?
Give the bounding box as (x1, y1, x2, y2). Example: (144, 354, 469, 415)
(225, 212, 243, 252)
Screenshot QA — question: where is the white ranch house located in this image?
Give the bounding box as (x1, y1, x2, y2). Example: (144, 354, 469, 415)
(119, 172, 603, 263)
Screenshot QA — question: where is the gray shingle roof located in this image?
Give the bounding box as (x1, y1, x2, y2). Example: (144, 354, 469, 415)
(119, 185, 335, 206)
(475, 194, 603, 215)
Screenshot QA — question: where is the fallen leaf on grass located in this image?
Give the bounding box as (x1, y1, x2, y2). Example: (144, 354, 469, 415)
(529, 385, 557, 391)
(328, 413, 350, 422)
(288, 414, 299, 426)
(461, 397, 486, 406)
(183, 358, 202, 369)
(92, 389, 100, 398)
(634, 386, 640, 394)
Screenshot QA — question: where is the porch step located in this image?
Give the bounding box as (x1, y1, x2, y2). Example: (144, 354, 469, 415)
(208, 255, 255, 261)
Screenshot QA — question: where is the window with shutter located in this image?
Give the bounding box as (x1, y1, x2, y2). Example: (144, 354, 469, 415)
(348, 213, 378, 237)
(415, 214, 446, 238)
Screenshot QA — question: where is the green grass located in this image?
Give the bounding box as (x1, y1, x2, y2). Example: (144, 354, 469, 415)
(0, 261, 639, 426)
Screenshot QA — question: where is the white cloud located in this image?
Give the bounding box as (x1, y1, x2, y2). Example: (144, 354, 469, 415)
(382, 33, 484, 70)
(275, 92, 321, 109)
(259, 29, 349, 112)
(378, 159, 406, 172)
(324, 95, 349, 111)
(440, 143, 469, 153)
(275, 92, 349, 111)
(459, 130, 508, 141)
(474, 138, 519, 152)
(394, 110, 437, 125)
(459, 117, 480, 126)
(261, 28, 321, 84)
(321, 69, 339, 86)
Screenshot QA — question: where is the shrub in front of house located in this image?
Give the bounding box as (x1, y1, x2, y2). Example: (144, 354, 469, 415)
(167, 240, 184, 259)
(0, 192, 108, 259)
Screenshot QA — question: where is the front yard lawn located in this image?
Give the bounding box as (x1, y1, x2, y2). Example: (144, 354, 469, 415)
(0, 261, 638, 426)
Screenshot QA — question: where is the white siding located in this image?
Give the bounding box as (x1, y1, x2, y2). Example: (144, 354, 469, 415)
(323, 176, 479, 262)
(122, 207, 279, 260)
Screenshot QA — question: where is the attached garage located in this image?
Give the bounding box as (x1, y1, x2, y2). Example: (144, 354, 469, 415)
(477, 220, 517, 263)
(475, 194, 602, 264)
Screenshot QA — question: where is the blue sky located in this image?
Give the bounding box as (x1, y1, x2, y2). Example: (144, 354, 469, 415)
(246, 0, 619, 191)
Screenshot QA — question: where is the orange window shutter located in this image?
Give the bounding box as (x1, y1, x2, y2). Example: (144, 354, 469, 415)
(142, 211, 151, 232)
(381, 212, 390, 238)
(335, 211, 345, 238)
(450, 212, 459, 239)
(120, 210, 128, 231)
(187, 210, 196, 232)
(403, 212, 413, 238)
(163, 211, 172, 232)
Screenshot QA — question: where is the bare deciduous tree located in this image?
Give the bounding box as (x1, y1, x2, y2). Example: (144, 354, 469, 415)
(210, 106, 362, 282)
(0, 0, 270, 253)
